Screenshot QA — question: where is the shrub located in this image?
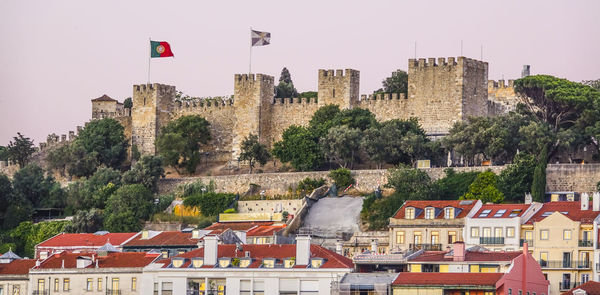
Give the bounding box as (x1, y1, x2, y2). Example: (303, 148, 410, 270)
(183, 192, 236, 217)
(328, 168, 354, 189)
(297, 177, 326, 195)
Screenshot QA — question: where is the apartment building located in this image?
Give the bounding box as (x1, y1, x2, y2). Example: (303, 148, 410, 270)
(34, 232, 138, 259)
(0, 251, 35, 295)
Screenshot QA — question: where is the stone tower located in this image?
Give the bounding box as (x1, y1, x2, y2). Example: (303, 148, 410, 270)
(131, 83, 176, 155)
(407, 57, 488, 134)
(317, 69, 360, 108)
(232, 74, 274, 159)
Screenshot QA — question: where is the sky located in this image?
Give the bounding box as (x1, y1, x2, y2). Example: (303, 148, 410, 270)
(0, 0, 599, 146)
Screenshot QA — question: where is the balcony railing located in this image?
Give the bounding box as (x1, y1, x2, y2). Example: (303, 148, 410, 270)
(538, 260, 591, 269)
(520, 239, 533, 247)
(558, 281, 580, 290)
(32, 291, 49, 295)
(409, 243, 442, 251)
(106, 289, 122, 295)
(480, 237, 505, 245)
(579, 240, 593, 247)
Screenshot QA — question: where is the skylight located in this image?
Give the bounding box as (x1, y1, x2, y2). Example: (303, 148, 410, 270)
(479, 209, 492, 217)
(493, 209, 507, 217)
(541, 211, 553, 217)
(459, 200, 474, 205)
(508, 209, 522, 217)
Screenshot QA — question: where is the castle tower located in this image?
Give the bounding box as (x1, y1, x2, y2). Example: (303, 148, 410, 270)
(407, 57, 488, 134)
(232, 73, 274, 159)
(131, 83, 175, 155)
(317, 69, 360, 108)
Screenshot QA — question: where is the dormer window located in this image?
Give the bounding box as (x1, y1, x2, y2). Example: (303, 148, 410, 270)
(239, 258, 252, 268)
(218, 258, 231, 268)
(425, 207, 435, 219)
(191, 258, 204, 268)
(171, 258, 185, 268)
(262, 258, 276, 268)
(405, 207, 415, 219)
(444, 207, 455, 219)
(310, 258, 325, 268)
(192, 229, 200, 239)
(284, 257, 296, 268)
(141, 230, 149, 239)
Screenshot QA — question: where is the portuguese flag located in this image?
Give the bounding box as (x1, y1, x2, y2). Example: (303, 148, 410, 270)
(150, 41, 174, 58)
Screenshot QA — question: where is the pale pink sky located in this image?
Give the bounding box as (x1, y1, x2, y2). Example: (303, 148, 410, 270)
(1, 0, 599, 146)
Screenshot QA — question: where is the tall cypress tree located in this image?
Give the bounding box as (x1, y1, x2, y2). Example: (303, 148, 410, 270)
(531, 146, 548, 202)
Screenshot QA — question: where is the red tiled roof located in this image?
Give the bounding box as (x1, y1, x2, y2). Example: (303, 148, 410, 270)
(37, 233, 137, 247)
(35, 252, 159, 269)
(124, 231, 202, 247)
(526, 201, 600, 224)
(0, 259, 36, 275)
(160, 244, 353, 269)
(246, 225, 286, 237)
(473, 204, 531, 218)
(393, 272, 503, 286)
(205, 221, 274, 231)
(393, 200, 478, 219)
(563, 281, 600, 295)
(410, 250, 522, 262)
(91, 94, 117, 102)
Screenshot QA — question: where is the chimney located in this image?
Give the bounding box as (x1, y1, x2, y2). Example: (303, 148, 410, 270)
(523, 240, 529, 255)
(582, 193, 589, 210)
(593, 192, 600, 211)
(335, 241, 343, 255)
(76, 257, 93, 268)
(204, 236, 219, 266)
(453, 242, 465, 262)
(524, 193, 532, 204)
(296, 236, 311, 265)
(370, 239, 379, 253)
(35, 260, 40, 267)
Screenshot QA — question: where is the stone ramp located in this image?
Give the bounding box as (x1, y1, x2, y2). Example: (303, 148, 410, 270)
(300, 196, 363, 238)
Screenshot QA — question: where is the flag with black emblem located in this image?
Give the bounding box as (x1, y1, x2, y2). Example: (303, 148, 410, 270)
(251, 30, 271, 46)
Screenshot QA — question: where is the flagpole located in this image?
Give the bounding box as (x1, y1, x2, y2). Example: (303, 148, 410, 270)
(148, 37, 151, 84)
(249, 27, 252, 74)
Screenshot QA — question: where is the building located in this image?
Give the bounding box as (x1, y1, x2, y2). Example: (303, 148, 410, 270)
(389, 200, 482, 253)
(523, 198, 600, 294)
(562, 281, 600, 295)
(343, 231, 390, 258)
(141, 236, 353, 295)
(29, 250, 160, 295)
(464, 203, 542, 251)
(204, 221, 277, 243)
(91, 94, 128, 119)
(0, 251, 35, 295)
(332, 273, 397, 295)
(245, 224, 287, 245)
(35, 232, 138, 259)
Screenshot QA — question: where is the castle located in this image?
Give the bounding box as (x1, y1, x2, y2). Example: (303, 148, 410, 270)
(90, 56, 521, 163)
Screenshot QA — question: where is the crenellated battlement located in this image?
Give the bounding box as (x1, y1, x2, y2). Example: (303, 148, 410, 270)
(408, 56, 487, 69)
(174, 97, 234, 110)
(272, 97, 319, 105)
(360, 93, 407, 101)
(133, 83, 176, 96)
(234, 73, 274, 85)
(318, 69, 359, 79)
(488, 79, 515, 89)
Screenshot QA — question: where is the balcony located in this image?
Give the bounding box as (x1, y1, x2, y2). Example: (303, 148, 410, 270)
(480, 237, 505, 245)
(106, 289, 122, 295)
(538, 260, 591, 269)
(409, 243, 442, 251)
(32, 291, 49, 295)
(520, 239, 533, 247)
(579, 239, 593, 247)
(558, 281, 580, 291)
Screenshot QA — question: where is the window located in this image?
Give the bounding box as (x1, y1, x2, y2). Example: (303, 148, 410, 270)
(525, 230, 533, 240)
(540, 229, 549, 240)
(240, 280, 251, 295)
(262, 258, 275, 268)
(172, 258, 185, 268)
(12, 285, 20, 295)
(540, 252, 548, 267)
(161, 250, 169, 258)
(582, 274, 590, 284)
(494, 227, 503, 237)
(192, 258, 204, 268)
(445, 207, 455, 219)
(479, 209, 492, 217)
(284, 258, 295, 268)
(519, 290, 523, 295)
(563, 230, 572, 240)
(162, 282, 173, 295)
(310, 258, 325, 268)
(493, 209, 507, 217)
(483, 227, 492, 237)
(254, 280, 265, 295)
(239, 258, 252, 268)
(431, 231, 439, 244)
(37, 279, 45, 292)
(332, 88, 335, 97)
(153, 283, 158, 295)
(470, 265, 480, 272)
(111, 278, 119, 293)
(218, 258, 231, 268)
(63, 278, 70, 291)
(396, 231, 405, 244)
(413, 232, 422, 244)
(509, 289, 512, 295)
(509, 210, 522, 217)
(300, 280, 319, 295)
(448, 231, 457, 244)
(86, 278, 93, 291)
(54, 278, 59, 291)
(98, 278, 102, 291)
(405, 207, 415, 219)
(425, 208, 435, 219)
(471, 227, 480, 238)
(541, 211, 553, 217)
(507, 227, 515, 238)
(132, 277, 137, 291)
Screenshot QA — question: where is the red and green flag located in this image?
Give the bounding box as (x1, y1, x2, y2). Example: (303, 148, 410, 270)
(150, 40, 174, 58)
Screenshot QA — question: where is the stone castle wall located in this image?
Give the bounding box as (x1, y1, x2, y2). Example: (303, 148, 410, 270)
(546, 164, 600, 193)
(487, 79, 520, 116)
(269, 97, 320, 143)
(131, 84, 175, 155)
(317, 69, 360, 107)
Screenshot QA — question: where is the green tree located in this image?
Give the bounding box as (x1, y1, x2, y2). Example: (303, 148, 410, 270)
(9, 220, 69, 257)
(461, 171, 504, 203)
(7, 132, 36, 167)
(376, 69, 408, 95)
(75, 118, 127, 169)
(104, 184, 154, 232)
(275, 67, 298, 98)
(123, 97, 133, 110)
(435, 169, 480, 200)
(328, 168, 355, 189)
(65, 142, 99, 177)
(46, 144, 71, 177)
(272, 125, 323, 171)
(308, 104, 341, 137)
(182, 192, 236, 217)
(385, 165, 433, 198)
(239, 134, 271, 173)
(156, 115, 211, 174)
(498, 153, 536, 202)
(0, 146, 8, 161)
(0, 174, 12, 226)
(12, 164, 61, 208)
(531, 146, 548, 202)
(331, 108, 378, 131)
(65, 167, 121, 211)
(443, 117, 492, 165)
(122, 155, 164, 193)
(65, 209, 104, 233)
(321, 126, 362, 168)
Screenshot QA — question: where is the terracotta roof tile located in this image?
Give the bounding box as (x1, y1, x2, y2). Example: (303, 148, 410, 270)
(410, 250, 522, 262)
(205, 221, 274, 231)
(124, 231, 202, 247)
(393, 200, 478, 219)
(0, 259, 36, 275)
(563, 281, 600, 295)
(35, 252, 159, 269)
(160, 244, 353, 269)
(246, 225, 286, 237)
(473, 204, 532, 218)
(393, 272, 503, 286)
(37, 233, 137, 247)
(526, 201, 600, 224)
(91, 94, 117, 102)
